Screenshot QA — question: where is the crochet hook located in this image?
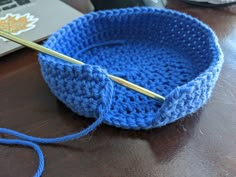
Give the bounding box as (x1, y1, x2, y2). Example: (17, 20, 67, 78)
(0, 30, 165, 102)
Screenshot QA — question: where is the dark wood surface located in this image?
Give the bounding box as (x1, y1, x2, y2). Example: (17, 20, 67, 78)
(1, 1, 236, 177)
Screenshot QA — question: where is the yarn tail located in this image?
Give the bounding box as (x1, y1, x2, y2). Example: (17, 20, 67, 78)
(0, 138, 44, 177)
(0, 115, 104, 177)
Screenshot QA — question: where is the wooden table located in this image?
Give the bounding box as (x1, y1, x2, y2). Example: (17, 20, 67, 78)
(1, 1, 236, 176)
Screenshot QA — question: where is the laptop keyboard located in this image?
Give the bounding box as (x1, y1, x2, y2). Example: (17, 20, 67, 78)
(0, 0, 31, 11)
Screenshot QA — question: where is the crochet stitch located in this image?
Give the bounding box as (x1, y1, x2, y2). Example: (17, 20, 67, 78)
(39, 7, 223, 129)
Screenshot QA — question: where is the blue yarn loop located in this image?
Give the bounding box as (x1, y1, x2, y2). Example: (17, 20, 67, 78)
(0, 115, 104, 177)
(0, 138, 44, 177)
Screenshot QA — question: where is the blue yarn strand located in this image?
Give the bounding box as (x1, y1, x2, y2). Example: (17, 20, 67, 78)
(0, 115, 104, 177)
(0, 138, 44, 177)
(0, 116, 103, 144)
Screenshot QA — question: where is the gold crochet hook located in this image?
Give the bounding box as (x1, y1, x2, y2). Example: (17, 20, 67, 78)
(0, 30, 165, 102)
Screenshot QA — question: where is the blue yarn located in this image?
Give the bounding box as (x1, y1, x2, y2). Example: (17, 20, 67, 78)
(0, 116, 103, 144)
(0, 138, 44, 177)
(0, 7, 224, 177)
(0, 115, 104, 176)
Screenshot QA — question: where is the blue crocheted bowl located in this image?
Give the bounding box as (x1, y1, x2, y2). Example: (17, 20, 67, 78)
(38, 7, 223, 130)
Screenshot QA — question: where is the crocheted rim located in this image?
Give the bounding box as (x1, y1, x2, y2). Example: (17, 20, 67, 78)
(39, 7, 224, 129)
(150, 9, 224, 126)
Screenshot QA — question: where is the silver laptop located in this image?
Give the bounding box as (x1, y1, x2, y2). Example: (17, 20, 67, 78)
(0, 0, 83, 57)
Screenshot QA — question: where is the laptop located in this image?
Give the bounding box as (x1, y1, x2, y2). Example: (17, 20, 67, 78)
(0, 0, 83, 57)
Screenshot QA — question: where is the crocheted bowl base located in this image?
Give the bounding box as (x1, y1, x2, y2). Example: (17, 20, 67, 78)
(39, 7, 223, 130)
